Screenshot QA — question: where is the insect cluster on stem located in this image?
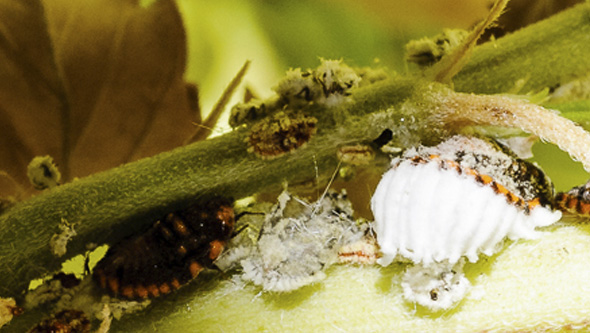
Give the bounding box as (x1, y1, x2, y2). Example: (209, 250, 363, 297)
(92, 197, 235, 299)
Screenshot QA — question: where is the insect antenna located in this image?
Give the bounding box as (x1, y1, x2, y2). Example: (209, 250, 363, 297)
(311, 159, 342, 216)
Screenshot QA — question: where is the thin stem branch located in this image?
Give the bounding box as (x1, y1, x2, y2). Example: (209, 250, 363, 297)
(454, 2, 590, 94)
(427, 0, 509, 83)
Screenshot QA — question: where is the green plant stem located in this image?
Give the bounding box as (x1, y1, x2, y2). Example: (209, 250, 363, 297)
(0, 76, 425, 299)
(454, 2, 590, 94)
(427, 0, 509, 83)
(2, 2, 590, 329)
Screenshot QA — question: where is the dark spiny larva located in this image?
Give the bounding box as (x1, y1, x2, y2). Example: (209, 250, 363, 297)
(93, 197, 235, 299)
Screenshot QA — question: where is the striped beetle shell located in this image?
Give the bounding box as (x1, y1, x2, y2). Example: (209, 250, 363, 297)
(371, 135, 562, 266)
(93, 197, 234, 299)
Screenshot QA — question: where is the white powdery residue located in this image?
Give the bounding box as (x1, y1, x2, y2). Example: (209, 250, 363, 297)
(401, 260, 470, 311)
(405, 28, 468, 67)
(229, 98, 271, 127)
(321, 94, 349, 108)
(274, 59, 361, 109)
(56, 277, 150, 321)
(447, 93, 590, 172)
(314, 59, 361, 94)
(50, 219, 77, 257)
(241, 190, 367, 292)
(25, 279, 69, 309)
(408, 135, 551, 204)
(95, 304, 112, 333)
(97, 296, 150, 321)
(214, 203, 270, 272)
(420, 135, 499, 159)
(26, 274, 150, 327)
(0, 298, 20, 328)
(416, 136, 514, 184)
(274, 68, 321, 107)
(496, 136, 537, 159)
(214, 246, 253, 272)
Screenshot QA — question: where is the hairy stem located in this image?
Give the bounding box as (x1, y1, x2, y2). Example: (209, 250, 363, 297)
(427, 0, 509, 83)
(441, 93, 590, 171)
(2, 2, 590, 330)
(454, 2, 590, 94)
(0, 76, 418, 298)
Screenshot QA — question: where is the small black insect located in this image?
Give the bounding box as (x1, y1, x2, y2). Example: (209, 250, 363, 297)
(93, 197, 235, 299)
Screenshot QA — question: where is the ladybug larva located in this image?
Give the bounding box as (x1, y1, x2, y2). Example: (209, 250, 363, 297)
(371, 135, 562, 310)
(93, 197, 235, 299)
(555, 180, 590, 217)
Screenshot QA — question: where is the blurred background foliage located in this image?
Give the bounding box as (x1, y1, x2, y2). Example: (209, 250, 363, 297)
(178, 0, 488, 115)
(177, 0, 587, 191)
(0, 0, 586, 203)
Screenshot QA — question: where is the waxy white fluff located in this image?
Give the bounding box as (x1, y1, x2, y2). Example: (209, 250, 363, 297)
(372, 158, 561, 267)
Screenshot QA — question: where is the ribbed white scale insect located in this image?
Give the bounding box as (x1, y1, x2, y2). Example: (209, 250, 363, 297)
(371, 135, 562, 310)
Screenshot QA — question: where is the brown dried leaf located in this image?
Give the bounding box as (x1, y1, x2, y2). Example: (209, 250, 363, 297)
(0, 0, 196, 197)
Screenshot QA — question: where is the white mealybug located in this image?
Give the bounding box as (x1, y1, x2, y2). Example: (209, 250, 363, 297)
(50, 219, 77, 257)
(240, 190, 367, 292)
(371, 135, 562, 310)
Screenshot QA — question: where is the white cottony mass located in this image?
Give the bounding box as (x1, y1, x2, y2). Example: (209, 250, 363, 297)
(371, 135, 562, 310)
